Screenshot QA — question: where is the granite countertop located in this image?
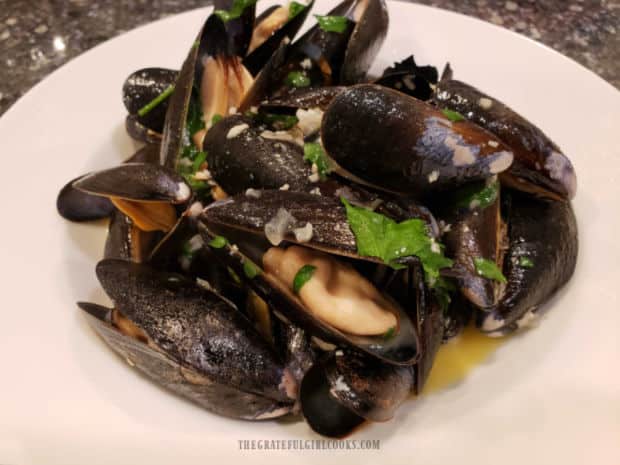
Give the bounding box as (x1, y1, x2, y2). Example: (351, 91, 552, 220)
(0, 0, 618, 116)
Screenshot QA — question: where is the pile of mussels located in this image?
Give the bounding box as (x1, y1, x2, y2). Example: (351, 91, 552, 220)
(56, 0, 578, 437)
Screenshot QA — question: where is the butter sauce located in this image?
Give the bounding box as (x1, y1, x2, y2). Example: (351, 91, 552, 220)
(423, 325, 505, 393)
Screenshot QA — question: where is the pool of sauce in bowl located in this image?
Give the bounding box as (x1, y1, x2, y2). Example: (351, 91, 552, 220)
(423, 325, 506, 393)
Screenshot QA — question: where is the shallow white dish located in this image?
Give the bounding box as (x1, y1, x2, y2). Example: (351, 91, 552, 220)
(1, 1, 619, 464)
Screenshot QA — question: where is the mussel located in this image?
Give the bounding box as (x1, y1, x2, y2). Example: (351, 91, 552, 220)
(321, 84, 515, 196)
(432, 79, 577, 200)
(199, 190, 423, 366)
(123, 67, 178, 137)
(55, 0, 581, 438)
(300, 349, 413, 437)
(477, 191, 578, 336)
(73, 163, 191, 232)
(83, 259, 296, 419)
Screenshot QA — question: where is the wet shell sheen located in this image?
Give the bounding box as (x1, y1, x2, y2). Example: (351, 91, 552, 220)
(321, 84, 514, 195)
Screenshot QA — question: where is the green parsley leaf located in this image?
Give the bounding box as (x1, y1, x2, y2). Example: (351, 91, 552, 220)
(341, 198, 453, 284)
(137, 84, 175, 117)
(314, 15, 349, 33)
(293, 265, 316, 294)
(208, 236, 229, 249)
(382, 326, 396, 340)
(473, 257, 507, 283)
(192, 150, 207, 172)
(214, 0, 257, 22)
(211, 114, 223, 125)
(186, 95, 205, 136)
(303, 142, 332, 179)
(455, 179, 499, 210)
(285, 71, 311, 88)
(518, 256, 534, 268)
(227, 266, 242, 285)
(243, 260, 261, 279)
(441, 108, 466, 122)
(433, 276, 456, 313)
(259, 113, 299, 130)
(289, 1, 306, 19)
(181, 240, 194, 259)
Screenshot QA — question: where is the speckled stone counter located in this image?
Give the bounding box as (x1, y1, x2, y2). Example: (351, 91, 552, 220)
(0, 0, 618, 115)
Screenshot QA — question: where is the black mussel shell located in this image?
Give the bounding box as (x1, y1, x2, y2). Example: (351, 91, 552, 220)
(300, 349, 413, 437)
(123, 67, 177, 134)
(203, 114, 313, 195)
(73, 163, 190, 204)
(477, 191, 578, 336)
(56, 176, 114, 222)
(432, 79, 577, 200)
(89, 259, 296, 419)
(322, 84, 514, 196)
(244, 1, 315, 76)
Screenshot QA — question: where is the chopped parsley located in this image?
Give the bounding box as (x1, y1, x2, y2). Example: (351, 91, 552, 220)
(455, 179, 499, 210)
(137, 84, 175, 117)
(441, 108, 466, 122)
(214, 0, 257, 22)
(192, 150, 207, 172)
(382, 326, 396, 340)
(208, 235, 229, 249)
(433, 276, 456, 312)
(258, 113, 299, 130)
(341, 198, 453, 285)
(303, 142, 331, 179)
(289, 1, 306, 19)
(243, 260, 261, 279)
(473, 257, 507, 283)
(211, 113, 223, 125)
(227, 266, 242, 285)
(186, 95, 206, 137)
(518, 256, 534, 268)
(314, 15, 349, 33)
(293, 265, 317, 293)
(285, 71, 311, 88)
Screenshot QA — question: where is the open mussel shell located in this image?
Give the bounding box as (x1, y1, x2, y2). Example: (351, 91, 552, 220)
(438, 181, 506, 309)
(199, 190, 422, 366)
(213, 0, 256, 57)
(203, 114, 313, 195)
(56, 176, 114, 222)
(86, 259, 296, 419)
(244, 0, 315, 76)
(125, 114, 163, 144)
(73, 163, 191, 233)
(300, 349, 413, 437)
(410, 267, 444, 393)
(104, 210, 161, 263)
(432, 79, 577, 200)
(339, 0, 389, 84)
(322, 84, 515, 196)
(477, 191, 578, 336)
(259, 86, 346, 113)
(73, 163, 191, 203)
(159, 21, 201, 170)
(375, 55, 438, 101)
(122, 67, 177, 134)
(56, 144, 161, 223)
